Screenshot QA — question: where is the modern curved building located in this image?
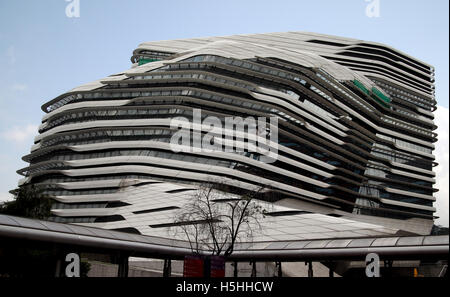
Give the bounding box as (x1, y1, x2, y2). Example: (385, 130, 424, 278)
(17, 32, 437, 238)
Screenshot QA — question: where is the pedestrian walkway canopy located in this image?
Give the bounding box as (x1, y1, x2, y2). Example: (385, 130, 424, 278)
(0, 214, 448, 261)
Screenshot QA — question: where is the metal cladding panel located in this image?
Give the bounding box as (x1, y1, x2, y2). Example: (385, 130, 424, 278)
(423, 236, 449, 246)
(347, 238, 376, 248)
(371, 237, 400, 247)
(82, 227, 121, 240)
(13, 216, 50, 230)
(304, 240, 332, 249)
(0, 215, 21, 227)
(284, 241, 312, 250)
(39, 220, 78, 234)
(62, 224, 98, 237)
(265, 242, 291, 250)
(325, 239, 353, 248)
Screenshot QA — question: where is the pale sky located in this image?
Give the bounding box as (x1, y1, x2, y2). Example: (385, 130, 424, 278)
(0, 0, 448, 226)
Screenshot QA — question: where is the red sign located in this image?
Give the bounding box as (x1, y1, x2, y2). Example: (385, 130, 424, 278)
(183, 256, 204, 277)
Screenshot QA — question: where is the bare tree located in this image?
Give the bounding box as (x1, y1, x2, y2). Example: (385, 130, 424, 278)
(172, 182, 267, 257)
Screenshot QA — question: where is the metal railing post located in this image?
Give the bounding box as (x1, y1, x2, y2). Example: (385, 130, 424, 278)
(163, 259, 172, 277)
(117, 254, 129, 278)
(251, 261, 257, 277)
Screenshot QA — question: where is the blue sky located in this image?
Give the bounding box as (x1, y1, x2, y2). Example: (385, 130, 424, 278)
(0, 0, 448, 225)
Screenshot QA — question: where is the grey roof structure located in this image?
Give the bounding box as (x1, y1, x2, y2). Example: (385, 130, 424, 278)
(17, 31, 438, 243)
(1, 214, 447, 261)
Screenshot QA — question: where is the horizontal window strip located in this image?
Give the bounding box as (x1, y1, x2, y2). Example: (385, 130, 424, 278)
(149, 219, 221, 228)
(264, 210, 311, 217)
(133, 206, 180, 215)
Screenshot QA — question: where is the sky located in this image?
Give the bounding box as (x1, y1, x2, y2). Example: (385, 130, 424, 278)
(0, 0, 448, 226)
